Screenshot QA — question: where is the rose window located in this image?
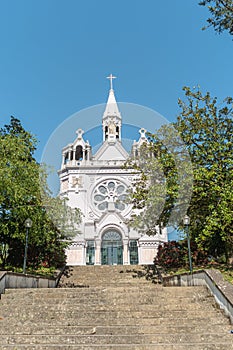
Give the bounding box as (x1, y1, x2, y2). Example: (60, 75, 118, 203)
(93, 180, 128, 212)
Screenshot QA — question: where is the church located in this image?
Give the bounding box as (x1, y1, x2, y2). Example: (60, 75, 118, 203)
(58, 75, 167, 265)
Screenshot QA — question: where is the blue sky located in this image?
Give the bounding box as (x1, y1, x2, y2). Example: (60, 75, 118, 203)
(0, 0, 232, 161)
(1, 0, 232, 241)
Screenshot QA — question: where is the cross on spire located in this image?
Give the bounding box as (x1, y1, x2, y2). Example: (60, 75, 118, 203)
(107, 74, 117, 90)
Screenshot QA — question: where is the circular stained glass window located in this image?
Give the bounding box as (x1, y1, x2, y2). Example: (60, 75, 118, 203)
(93, 180, 128, 212)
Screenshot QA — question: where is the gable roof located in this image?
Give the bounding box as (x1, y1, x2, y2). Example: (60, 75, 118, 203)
(93, 140, 129, 161)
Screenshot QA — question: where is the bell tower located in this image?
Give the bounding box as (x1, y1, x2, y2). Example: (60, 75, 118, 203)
(102, 74, 121, 143)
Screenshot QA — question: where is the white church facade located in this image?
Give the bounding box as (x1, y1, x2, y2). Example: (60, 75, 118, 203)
(58, 76, 167, 265)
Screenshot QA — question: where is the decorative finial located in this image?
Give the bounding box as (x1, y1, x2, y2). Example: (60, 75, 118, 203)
(139, 128, 147, 139)
(106, 74, 117, 90)
(76, 128, 84, 139)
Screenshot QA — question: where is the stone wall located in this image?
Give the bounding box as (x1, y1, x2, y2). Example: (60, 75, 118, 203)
(0, 269, 64, 295)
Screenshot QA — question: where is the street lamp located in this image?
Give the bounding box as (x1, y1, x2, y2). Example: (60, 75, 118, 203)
(183, 215, 192, 274)
(23, 218, 32, 274)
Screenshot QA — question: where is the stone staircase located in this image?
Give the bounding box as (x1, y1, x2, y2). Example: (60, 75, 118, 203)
(0, 265, 232, 349)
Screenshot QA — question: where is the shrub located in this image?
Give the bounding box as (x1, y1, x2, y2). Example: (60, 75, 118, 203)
(155, 240, 208, 269)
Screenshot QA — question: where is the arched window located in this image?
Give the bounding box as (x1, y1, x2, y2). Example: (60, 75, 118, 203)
(85, 149, 88, 160)
(116, 126, 119, 139)
(64, 152, 69, 164)
(75, 145, 83, 161)
(105, 126, 108, 140)
(102, 230, 122, 242)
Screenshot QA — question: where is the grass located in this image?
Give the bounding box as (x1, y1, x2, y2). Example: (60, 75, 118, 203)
(214, 264, 233, 284)
(2, 265, 57, 278)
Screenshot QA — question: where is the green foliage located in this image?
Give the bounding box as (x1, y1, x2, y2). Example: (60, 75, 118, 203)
(0, 117, 81, 269)
(127, 123, 193, 234)
(155, 240, 208, 269)
(199, 0, 233, 35)
(126, 144, 169, 234)
(127, 87, 233, 261)
(176, 87, 233, 259)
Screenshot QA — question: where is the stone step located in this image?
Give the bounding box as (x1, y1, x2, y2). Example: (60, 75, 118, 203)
(59, 282, 153, 287)
(60, 273, 146, 279)
(4, 285, 209, 295)
(0, 315, 228, 327)
(57, 280, 160, 286)
(0, 304, 218, 318)
(62, 270, 145, 276)
(0, 345, 233, 350)
(0, 332, 233, 345)
(0, 300, 218, 312)
(63, 270, 144, 273)
(62, 265, 145, 271)
(2, 292, 211, 303)
(0, 293, 210, 301)
(65, 271, 153, 278)
(58, 265, 160, 287)
(1, 294, 211, 306)
(0, 300, 216, 313)
(0, 309, 226, 321)
(0, 324, 231, 336)
(0, 289, 215, 302)
(0, 299, 216, 311)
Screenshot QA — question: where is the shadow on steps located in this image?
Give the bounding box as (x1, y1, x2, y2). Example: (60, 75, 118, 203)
(58, 265, 162, 288)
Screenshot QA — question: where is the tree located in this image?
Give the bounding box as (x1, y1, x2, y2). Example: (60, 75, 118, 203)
(127, 124, 193, 235)
(176, 87, 233, 260)
(0, 117, 81, 269)
(199, 0, 233, 35)
(128, 87, 233, 261)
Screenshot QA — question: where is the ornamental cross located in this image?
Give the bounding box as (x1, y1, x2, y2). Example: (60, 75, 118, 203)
(106, 73, 117, 90)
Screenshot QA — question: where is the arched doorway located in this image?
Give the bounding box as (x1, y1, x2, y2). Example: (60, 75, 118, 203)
(101, 230, 123, 265)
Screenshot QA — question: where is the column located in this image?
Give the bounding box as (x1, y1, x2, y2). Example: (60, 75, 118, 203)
(72, 149, 76, 165)
(86, 146, 90, 161)
(62, 153, 65, 167)
(132, 145, 136, 158)
(68, 149, 71, 162)
(123, 239, 129, 265)
(138, 241, 142, 265)
(95, 239, 101, 265)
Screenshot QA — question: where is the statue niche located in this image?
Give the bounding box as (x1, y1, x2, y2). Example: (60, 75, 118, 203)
(108, 121, 116, 134)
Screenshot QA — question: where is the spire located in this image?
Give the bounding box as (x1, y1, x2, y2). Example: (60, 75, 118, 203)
(102, 74, 122, 142)
(103, 74, 121, 119)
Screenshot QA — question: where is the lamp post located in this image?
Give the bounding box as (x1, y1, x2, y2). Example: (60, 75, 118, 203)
(23, 218, 32, 274)
(183, 215, 192, 274)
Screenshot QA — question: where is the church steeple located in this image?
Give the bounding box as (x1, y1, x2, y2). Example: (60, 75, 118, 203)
(102, 74, 122, 143)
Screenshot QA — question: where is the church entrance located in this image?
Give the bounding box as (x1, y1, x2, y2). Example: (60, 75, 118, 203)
(101, 230, 123, 265)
